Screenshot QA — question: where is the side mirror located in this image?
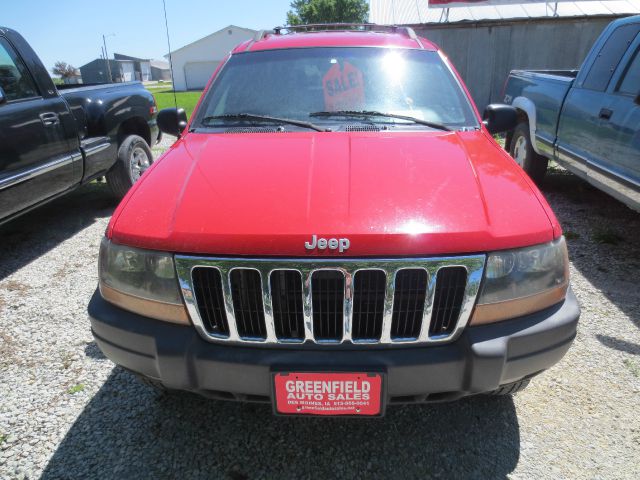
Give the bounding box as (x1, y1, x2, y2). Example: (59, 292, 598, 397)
(0, 86, 6, 105)
(482, 104, 518, 135)
(635, 93, 640, 106)
(157, 107, 188, 137)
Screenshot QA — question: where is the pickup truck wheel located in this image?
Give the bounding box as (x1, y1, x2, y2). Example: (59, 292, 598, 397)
(509, 123, 548, 184)
(488, 379, 530, 396)
(106, 134, 153, 199)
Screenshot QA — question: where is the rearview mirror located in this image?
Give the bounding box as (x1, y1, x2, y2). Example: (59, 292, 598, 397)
(157, 107, 188, 137)
(482, 104, 518, 135)
(0, 86, 6, 105)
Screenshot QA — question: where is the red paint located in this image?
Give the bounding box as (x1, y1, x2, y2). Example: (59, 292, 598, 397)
(233, 31, 437, 54)
(274, 372, 382, 416)
(109, 129, 555, 256)
(107, 30, 560, 257)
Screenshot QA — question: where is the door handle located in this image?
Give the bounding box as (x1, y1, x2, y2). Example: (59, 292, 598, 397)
(39, 112, 59, 126)
(599, 108, 613, 120)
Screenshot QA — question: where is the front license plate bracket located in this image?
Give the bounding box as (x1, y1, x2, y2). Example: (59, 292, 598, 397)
(272, 371, 385, 417)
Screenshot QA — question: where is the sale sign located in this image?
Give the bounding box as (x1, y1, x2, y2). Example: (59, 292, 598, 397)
(274, 372, 383, 416)
(323, 61, 365, 111)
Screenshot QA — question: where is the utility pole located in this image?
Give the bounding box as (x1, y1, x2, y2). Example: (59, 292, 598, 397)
(102, 34, 114, 83)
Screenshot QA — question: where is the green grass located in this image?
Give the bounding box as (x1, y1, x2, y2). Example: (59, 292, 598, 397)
(592, 230, 623, 245)
(564, 231, 580, 241)
(0, 433, 6, 445)
(624, 359, 640, 378)
(67, 383, 85, 395)
(147, 87, 202, 120)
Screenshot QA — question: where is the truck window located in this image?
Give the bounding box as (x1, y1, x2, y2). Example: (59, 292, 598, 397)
(0, 37, 39, 101)
(582, 24, 640, 92)
(617, 47, 640, 96)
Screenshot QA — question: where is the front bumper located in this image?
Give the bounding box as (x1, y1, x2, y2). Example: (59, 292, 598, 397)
(88, 289, 580, 403)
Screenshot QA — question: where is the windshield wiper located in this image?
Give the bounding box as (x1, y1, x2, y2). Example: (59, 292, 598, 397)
(309, 110, 451, 131)
(202, 113, 329, 132)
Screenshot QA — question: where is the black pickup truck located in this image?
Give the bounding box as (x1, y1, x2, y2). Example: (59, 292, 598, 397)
(0, 27, 160, 224)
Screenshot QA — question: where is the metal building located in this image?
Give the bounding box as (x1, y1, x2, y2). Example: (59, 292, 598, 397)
(370, 0, 640, 110)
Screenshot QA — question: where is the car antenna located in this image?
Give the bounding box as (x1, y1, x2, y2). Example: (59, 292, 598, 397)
(162, 0, 178, 110)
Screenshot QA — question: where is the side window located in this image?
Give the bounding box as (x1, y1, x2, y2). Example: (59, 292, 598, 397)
(0, 36, 39, 101)
(582, 24, 640, 91)
(617, 47, 640, 96)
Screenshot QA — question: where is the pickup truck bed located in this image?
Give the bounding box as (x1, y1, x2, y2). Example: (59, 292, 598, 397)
(503, 16, 640, 211)
(0, 27, 160, 224)
(504, 70, 577, 156)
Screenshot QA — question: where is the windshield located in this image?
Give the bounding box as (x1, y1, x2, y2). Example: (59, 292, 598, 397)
(194, 47, 479, 130)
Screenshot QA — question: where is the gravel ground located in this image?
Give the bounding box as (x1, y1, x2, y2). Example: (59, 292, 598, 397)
(0, 139, 639, 479)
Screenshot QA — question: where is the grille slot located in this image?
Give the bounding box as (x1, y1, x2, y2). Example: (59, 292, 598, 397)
(429, 267, 468, 336)
(179, 255, 485, 346)
(230, 269, 266, 339)
(224, 127, 283, 133)
(345, 124, 381, 132)
(191, 267, 229, 336)
(270, 270, 305, 340)
(352, 270, 386, 340)
(391, 269, 429, 339)
(311, 270, 344, 341)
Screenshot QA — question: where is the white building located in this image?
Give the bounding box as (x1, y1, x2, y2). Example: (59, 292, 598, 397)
(166, 25, 257, 91)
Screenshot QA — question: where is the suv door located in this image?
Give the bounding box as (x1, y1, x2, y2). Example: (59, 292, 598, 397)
(0, 35, 77, 221)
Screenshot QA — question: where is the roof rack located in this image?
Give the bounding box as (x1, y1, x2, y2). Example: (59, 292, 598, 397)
(252, 24, 424, 48)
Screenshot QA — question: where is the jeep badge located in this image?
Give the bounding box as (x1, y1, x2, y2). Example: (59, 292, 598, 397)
(305, 234, 350, 253)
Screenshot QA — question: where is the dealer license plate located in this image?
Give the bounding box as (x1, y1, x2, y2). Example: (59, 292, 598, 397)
(273, 372, 383, 416)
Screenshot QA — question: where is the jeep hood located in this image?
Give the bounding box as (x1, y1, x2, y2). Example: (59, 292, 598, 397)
(109, 130, 558, 256)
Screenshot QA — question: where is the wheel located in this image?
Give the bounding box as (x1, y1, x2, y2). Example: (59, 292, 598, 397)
(106, 134, 153, 199)
(508, 122, 548, 184)
(488, 379, 530, 396)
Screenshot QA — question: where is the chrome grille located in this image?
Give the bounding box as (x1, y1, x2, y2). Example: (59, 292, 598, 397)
(176, 255, 485, 346)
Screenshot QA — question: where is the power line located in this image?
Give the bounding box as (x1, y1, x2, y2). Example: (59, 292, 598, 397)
(162, 0, 178, 109)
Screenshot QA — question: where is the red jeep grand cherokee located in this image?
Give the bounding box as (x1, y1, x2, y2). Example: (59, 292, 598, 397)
(89, 25, 580, 416)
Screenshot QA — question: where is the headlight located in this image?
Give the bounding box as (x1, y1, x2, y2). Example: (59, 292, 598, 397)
(99, 238, 190, 324)
(470, 237, 569, 325)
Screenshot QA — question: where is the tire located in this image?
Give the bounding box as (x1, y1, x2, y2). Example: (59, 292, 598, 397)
(106, 134, 153, 199)
(508, 122, 548, 184)
(488, 379, 530, 396)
